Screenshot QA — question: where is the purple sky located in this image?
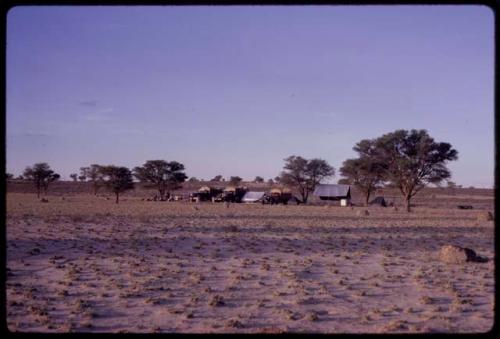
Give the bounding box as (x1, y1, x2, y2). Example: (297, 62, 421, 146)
(7, 5, 494, 187)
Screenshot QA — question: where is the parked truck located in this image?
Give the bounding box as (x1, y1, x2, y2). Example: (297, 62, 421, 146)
(189, 186, 223, 202)
(221, 186, 248, 203)
(262, 187, 293, 205)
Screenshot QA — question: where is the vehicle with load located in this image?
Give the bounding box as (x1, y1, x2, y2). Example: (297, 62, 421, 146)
(189, 186, 223, 202)
(262, 187, 293, 205)
(221, 186, 248, 203)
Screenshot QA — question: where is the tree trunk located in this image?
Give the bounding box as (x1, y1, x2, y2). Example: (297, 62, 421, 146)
(299, 188, 307, 204)
(364, 192, 370, 207)
(301, 190, 308, 204)
(37, 187, 40, 198)
(405, 195, 411, 212)
(115, 192, 119, 204)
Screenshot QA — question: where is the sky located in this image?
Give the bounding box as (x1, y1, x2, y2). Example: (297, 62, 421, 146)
(6, 5, 494, 187)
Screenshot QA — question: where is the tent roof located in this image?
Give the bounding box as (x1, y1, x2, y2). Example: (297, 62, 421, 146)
(369, 196, 386, 205)
(242, 191, 266, 201)
(313, 184, 350, 197)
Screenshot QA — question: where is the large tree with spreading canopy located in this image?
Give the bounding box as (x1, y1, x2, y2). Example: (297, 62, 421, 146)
(367, 129, 458, 212)
(133, 160, 187, 201)
(23, 163, 60, 198)
(278, 155, 335, 204)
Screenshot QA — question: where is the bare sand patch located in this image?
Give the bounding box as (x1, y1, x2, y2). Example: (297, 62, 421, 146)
(6, 193, 494, 333)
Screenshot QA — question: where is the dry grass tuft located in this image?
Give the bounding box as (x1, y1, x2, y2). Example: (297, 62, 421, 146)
(383, 320, 408, 331)
(226, 318, 244, 328)
(477, 211, 494, 222)
(209, 295, 225, 307)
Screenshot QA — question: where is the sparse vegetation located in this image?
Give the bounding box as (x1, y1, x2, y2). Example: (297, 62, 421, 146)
(22, 163, 60, 198)
(100, 166, 135, 204)
(210, 175, 223, 182)
(229, 176, 243, 186)
(80, 164, 106, 195)
(5, 178, 493, 334)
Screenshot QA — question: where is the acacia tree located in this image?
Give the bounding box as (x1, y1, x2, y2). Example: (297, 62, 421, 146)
(80, 164, 105, 195)
(101, 166, 134, 204)
(278, 156, 335, 204)
(254, 176, 264, 183)
(70, 173, 78, 182)
(371, 129, 458, 212)
(229, 176, 243, 186)
(23, 163, 60, 198)
(133, 160, 187, 201)
(211, 175, 223, 182)
(340, 139, 386, 206)
(446, 181, 457, 189)
(340, 158, 385, 206)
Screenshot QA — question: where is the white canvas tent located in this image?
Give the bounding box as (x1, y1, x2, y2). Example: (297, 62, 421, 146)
(242, 191, 266, 203)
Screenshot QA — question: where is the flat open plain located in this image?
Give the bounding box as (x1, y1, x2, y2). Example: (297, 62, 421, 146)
(6, 192, 495, 333)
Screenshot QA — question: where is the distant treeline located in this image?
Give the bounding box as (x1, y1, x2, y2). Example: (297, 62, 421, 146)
(7, 129, 459, 211)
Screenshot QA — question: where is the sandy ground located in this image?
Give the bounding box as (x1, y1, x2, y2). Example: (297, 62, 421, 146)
(6, 193, 495, 333)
